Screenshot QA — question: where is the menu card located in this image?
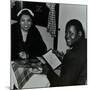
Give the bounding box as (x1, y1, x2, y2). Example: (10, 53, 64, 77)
(43, 49, 61, 70)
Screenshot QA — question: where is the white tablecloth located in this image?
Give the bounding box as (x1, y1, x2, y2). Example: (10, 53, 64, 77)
(10, 62, 50, 89)
(23, 74, 50, 88)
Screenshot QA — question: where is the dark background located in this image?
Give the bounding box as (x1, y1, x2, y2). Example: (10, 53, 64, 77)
(11, 1, 49, 27)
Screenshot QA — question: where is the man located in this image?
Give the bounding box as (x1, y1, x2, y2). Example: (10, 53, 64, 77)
(47, 19, 87, 87)
(58, 19, 87, 86)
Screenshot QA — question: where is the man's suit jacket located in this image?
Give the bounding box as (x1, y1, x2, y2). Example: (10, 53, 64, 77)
(59, 38, 87, 86)
(47, 38, 87, 87)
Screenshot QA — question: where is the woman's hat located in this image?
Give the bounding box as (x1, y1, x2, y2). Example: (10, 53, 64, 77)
(17, 8, 34, 17)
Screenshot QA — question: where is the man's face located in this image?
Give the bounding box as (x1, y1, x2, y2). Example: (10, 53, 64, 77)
(20, 14, 32, 31)
(65, 25, 79, 47)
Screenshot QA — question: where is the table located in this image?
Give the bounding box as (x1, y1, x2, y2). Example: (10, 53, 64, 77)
(10, 61, 50, 89)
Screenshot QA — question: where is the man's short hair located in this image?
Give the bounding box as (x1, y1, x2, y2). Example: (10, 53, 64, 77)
(65, 19, 85, 38)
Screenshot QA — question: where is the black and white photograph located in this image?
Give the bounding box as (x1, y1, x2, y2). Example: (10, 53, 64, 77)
(10, 0, 87, 89)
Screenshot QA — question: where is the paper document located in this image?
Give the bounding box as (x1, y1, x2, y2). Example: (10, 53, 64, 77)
(43, 50, 61, 70)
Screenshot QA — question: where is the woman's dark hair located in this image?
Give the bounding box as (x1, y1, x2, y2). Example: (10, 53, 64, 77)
(65, 19, 85, 38)
(17, 10, 33, 23)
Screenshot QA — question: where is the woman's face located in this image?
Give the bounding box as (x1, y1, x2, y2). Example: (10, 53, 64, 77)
(20, 14, 32, 31)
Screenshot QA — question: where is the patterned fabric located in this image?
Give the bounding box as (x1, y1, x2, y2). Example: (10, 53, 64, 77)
(46, 3, 56, 37)
(11, 61, 50, 89)
(12, 62, 33, 89)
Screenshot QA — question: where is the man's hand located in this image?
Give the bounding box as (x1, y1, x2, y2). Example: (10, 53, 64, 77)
(52, 50, 64, 61)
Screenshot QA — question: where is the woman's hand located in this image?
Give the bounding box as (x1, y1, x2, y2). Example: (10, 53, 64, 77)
(19, 51, 29, 59)
(37, 57, 46, 64)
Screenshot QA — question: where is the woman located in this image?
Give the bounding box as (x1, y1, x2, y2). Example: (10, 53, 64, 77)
(11, 8, 47, 61)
